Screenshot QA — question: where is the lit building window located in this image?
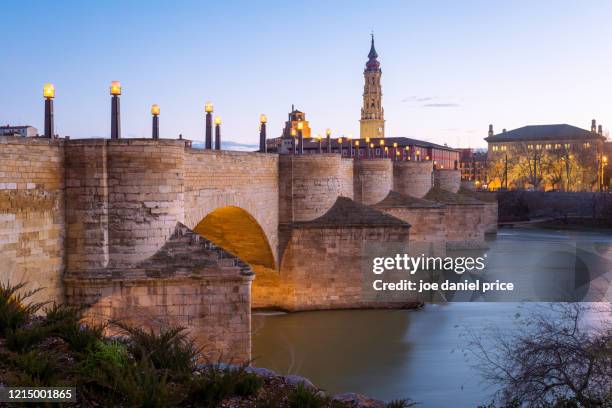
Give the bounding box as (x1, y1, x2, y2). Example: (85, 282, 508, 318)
(545, 144, 552, 149)
(564, 143, 570, 149)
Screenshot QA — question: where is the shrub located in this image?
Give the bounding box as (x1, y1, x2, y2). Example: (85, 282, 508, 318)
(57, 321, 105, 353)
(43, 303, 81, 327)
(9, 350, 61, 386)
(234, 372, 263, 396)
(188, 365, 263, 407)
(80, 340, 128, 376)
(5, 324, 53, 352)
(0, 281, 45, 335)
(116, 323, 199, 376)
(286, 382, 330, 408)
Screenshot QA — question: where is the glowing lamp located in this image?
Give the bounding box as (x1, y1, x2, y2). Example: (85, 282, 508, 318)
(379, 140, 385, 146)
(110, 81, 121, 95)
(365, 137, 370, 143)
(426, 156, 430, 160)
(370, 143, 374, 148)
(393, 142, 398, 148)
(151, 104, 160, 116)
(316, 134, 322, 141)
(297, 121, 304, 130)
(405, 146, 410, 151)
(326, 128, 331, 136)
(214, 116, 222, 125)
(43, 83, 55, 99)
(260, 114, 267, 124)
(205, 101, 214, 113)
(338, 137, 343, 144)
(355, 140, 360, 146)
(603, 156, 608, 163)
(290, 128, 297, 137)
(385, 147, 389, 151)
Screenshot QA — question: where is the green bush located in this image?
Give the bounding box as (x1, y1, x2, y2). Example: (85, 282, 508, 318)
(9, 350, 61, 386)
(0, 281, 45, 335)
(5, 324, 53, 352)
(57, 321, 105, 353)
(188, 365, 263, 407)
(286, 382, 330, 408)
(79, 340, 128, 376)
(117, 323, 199, 376)
(234, 371, 264, 396)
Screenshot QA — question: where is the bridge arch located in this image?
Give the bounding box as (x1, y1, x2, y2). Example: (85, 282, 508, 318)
(192, 205, 276, 270)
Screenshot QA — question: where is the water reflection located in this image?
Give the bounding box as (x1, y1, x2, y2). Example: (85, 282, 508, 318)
(252, 228, 612, 407)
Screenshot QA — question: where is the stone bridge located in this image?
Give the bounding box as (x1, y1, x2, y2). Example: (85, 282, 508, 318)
(0, 136, 495, 362)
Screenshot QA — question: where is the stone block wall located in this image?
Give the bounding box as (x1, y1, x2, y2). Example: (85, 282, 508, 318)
(353, 159, 393, 205)
(433, 169, 461, 193)
(279, 155, 350, 223)
(64, 140, 109, 273)
(65, 223, 254, 363)
(444, 204, 486, 249)
(378, 207, 446, 256)
(0, 136, 65, 305)
(393, 161, 433, 198)
(278, 225, 415, 310)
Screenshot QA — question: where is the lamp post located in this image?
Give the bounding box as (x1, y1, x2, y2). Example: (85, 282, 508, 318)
(204, 102, 213, 149)
(392, 142, 398, 161)
(404, 146, 409, 161)
(291, 128, 297, 154)
(379, 139, 385, 158)
(297, 121, 304, 155)
(214, 116, 221, 150)
(369, 142, 374, 159)
(346, 135, 353, 157)
(259, 114, 267, 153)
(325, 128, 332, 153)
(43, 83, 55, 138)
(354, 140, 360, 160)
(337, 137, 343, 156)
(366, 137, 371, 158)
(110, 81, 121, 139)
(316, 134, 322, 153)
(151, 104, 160, 139)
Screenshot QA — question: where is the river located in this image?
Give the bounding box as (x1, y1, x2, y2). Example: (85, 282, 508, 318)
(252, 227, 612, 407)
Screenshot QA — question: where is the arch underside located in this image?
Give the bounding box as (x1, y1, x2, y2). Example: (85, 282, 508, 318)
(193, 206, 276, 271)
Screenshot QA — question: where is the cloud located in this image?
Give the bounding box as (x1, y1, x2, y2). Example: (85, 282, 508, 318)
(401, 96, 436, 103)
(422, 103, 460, 108)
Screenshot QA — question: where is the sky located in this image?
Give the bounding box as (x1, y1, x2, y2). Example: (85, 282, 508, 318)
(2, 0, 612, 148)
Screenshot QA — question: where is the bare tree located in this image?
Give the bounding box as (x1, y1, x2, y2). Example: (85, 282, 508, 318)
(467, 303, 611, 407)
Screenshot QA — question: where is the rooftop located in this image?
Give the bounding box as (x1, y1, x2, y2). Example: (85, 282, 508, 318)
(484, 124, 605, 143)
(292, 196, 411, 228)
(424, 186, 484, 205)
(373, 191, 444, 209)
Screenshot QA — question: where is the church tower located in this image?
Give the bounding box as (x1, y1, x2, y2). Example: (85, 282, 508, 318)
(360, 34, 384, 139)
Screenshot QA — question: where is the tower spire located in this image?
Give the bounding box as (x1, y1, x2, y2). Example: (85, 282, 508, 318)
(360, 34, 384, 139)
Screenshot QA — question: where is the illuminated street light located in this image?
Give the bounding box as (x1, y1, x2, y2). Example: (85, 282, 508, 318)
(43, 83, 55, 138)
(151, 104, 160, 139)
(204, 101, 213, 149)
(259, 114, 267, 153)
(110, 81, 121, 139)
(214, 116, 221, 150)
(325, 128, 332, 153)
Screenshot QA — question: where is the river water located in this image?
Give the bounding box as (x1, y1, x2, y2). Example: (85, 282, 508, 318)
(252, 227, 612, 407)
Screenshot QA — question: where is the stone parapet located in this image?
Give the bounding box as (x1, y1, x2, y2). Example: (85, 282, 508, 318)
(393, 161, 433, 198)
(433, 169, 461, 193)
(353, 159, 393, 205)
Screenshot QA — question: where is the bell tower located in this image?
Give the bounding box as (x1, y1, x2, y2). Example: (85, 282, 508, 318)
(360, 34, 385, 139)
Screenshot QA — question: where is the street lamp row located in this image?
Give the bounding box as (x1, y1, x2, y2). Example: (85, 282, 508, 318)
(41, 82, 257, 152)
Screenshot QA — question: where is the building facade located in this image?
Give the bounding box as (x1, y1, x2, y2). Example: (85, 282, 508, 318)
(0, 125, 38, 137)
(359, 35, 385, 139)
(459, 148, 488, 186)
(485, 122, 608, 191)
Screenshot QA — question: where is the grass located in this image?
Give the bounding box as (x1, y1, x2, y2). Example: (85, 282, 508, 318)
(0, 281, 45, 335)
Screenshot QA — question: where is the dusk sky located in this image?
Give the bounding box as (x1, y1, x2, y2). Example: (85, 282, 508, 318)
(2, 0, 612, 148)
